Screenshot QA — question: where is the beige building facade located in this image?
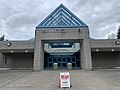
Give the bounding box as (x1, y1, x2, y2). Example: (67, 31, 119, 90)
(0, 4, 120, 71)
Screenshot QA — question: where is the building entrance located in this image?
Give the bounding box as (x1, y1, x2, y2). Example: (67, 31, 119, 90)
(44, 53, 80, 69)
(44, 42, 80, 69)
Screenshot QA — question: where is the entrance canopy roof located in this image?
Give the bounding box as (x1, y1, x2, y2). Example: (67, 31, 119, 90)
(37, 4, 88, 28)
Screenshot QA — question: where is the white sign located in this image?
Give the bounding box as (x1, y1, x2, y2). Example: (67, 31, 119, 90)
(60, 72, 70, 88)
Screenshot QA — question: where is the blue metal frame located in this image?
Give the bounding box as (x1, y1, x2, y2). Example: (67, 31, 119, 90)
(47, 55, 80, 69)
(37, 4, 88, 28)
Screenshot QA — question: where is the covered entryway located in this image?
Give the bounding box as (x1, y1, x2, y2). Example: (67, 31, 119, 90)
(92, 51, 120, 69)
(2, 53, 34, 69)
(44, 42, 80, 69)
(44, 53, 80, 69)
(0, 41, 34, 70)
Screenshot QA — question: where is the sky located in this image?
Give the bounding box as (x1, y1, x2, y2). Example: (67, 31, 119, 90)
(0, 0, 120, 40)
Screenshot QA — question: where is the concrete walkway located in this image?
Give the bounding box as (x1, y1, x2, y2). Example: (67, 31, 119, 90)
(0, 70, 120, 90)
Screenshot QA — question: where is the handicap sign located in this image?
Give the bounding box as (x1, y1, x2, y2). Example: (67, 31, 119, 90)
(60, 72, 70, 88)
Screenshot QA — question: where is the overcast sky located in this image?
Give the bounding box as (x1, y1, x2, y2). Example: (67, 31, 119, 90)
(0, 0, 120, 40)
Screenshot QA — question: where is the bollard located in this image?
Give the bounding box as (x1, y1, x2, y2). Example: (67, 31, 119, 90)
(67, 63, 72, 70)
(53, 63, 58, 70)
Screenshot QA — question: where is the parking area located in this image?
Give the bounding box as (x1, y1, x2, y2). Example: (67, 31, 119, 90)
(0, 70, 120, 90)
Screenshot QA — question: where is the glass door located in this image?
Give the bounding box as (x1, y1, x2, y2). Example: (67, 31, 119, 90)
(46, 55, 80, 69)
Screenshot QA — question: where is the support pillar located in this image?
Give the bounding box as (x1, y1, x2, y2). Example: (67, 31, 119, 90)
(80, 31, 92, 70)
(34, 32, 44, 71)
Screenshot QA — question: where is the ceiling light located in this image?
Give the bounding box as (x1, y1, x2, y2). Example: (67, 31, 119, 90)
(25, 50, 28, 53)
(10, 51, 13, 53)
(96, 49, 99, 52)
(112, 49, 114, 51)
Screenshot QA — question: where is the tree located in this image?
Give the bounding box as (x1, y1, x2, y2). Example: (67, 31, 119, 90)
(117, 26, 120, 39)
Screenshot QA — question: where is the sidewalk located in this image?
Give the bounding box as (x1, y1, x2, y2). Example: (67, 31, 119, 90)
(0, 70, 120, 90)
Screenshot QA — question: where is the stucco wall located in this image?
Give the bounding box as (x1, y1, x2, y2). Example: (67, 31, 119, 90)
(0, 41, 34, 53)
(90, 39, 120, 48)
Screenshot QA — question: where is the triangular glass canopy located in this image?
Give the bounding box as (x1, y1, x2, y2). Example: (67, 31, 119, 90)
(37, 4, 88, 28)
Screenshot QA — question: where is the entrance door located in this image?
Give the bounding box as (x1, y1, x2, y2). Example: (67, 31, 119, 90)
(58, 57, 67, 69)
(45, 55, 80, 69)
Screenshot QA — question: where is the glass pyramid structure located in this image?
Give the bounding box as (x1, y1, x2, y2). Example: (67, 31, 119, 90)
(37, 4, 88, 28)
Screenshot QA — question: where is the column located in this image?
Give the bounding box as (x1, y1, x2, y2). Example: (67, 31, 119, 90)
(33, 38, 44, 71)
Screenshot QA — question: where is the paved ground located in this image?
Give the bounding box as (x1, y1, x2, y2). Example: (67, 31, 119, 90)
(0, 70, 120, 90)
